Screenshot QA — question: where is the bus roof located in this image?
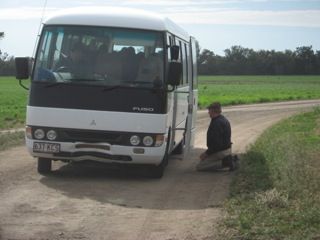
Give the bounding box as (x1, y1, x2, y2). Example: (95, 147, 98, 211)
(45, 7, 190, 41)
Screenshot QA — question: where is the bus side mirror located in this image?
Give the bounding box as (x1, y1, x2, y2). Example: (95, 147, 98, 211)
(170, 45, 180, 61)
(167, 62, 182, 86)
(15, 57, 30, 80)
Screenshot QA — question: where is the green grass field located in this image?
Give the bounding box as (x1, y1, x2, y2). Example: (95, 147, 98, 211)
(1, 75, 320, 129)
(198, 75, 320, 108)
(0, 77, 29, 129)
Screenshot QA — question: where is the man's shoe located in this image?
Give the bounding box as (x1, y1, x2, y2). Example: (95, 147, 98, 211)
(229, 155, 239, 171)
(222, 155, 232, 168)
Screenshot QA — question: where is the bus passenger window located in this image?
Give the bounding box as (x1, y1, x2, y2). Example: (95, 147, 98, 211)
(179, 41, 187, 85)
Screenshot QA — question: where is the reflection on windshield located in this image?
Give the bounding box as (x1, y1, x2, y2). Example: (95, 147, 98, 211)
(33, 26, 164, 88)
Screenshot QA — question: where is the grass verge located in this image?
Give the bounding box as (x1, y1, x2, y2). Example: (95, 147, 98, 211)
(221, 107, 320, 240)
(0, 131, 25, 152)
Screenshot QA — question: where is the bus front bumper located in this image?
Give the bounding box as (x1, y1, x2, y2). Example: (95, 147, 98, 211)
(26, 139, 166, 165)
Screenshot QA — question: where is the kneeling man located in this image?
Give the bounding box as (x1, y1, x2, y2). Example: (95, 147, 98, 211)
(197, 102, 232, 171)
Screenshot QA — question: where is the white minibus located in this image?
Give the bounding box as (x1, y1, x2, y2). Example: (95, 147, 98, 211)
(15, 7, 198, 178)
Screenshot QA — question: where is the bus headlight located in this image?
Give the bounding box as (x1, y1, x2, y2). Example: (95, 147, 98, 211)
(130, 135, 140, 146)
(34, 129, 45, 140)
(47, 130, 57, 141)
(143, 136, 154, 146)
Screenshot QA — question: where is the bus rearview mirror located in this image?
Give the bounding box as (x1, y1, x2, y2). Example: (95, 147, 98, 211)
(15, 57, 30, 80)
(167, 62, 182, 86)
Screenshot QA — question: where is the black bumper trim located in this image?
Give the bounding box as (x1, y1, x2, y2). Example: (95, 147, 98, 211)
(53, 151, 132, 161)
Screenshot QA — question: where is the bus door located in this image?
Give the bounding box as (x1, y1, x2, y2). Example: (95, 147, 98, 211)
(184, 37, 198, 159)
(167, 34, 188, 153)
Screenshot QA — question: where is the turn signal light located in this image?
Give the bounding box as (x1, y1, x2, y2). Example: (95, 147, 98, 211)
(25, 126, 32, 139)
(155, 135, 165, 147)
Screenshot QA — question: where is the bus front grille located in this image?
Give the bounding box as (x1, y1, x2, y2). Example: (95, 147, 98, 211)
(60, 129, 123, 144)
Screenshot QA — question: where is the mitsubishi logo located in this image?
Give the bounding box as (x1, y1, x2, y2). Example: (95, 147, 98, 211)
(90, 120, 97, 126)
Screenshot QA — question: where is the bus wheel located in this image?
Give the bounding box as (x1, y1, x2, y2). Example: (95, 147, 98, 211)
(149, 151, 168, 178)
(37, 157, 52, 174)
(149, 163, 165, 178)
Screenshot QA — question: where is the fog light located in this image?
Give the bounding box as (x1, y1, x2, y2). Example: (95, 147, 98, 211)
(47, 130, 57, 141)
(34, 129, 45, 140)
(130, 135, 140, 146)
(143, 136, 154, 146)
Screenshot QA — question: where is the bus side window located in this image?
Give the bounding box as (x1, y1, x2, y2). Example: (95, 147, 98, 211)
(167, 34, 172, 60)
(179, 41, 187, 85)
(185, 43, 191, 85)
(190, 38, 198, 89)
(184, 43, 188, 84)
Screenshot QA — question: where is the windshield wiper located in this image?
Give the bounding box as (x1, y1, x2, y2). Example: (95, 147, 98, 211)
(102, 84, 164, 93)
(66, 78, 101, 82)
(43, 81, 69, 88)
(133, 80, 163, 88)
(130, 81, 152, 85)
(102, 82, 154, 92)
(44, 79, 101, 88)
(102, 85, 126, 92)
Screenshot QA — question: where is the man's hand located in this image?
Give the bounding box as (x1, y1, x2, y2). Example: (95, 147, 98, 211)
(200, 152, 208, 161)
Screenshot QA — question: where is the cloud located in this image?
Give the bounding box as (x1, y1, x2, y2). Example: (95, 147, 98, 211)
(1, 6, 319, 28)
(167, 9, 320, 27)
(121, 0, 320, 5)
(0, 7, 57, 20)
(121, 0, 233, 5)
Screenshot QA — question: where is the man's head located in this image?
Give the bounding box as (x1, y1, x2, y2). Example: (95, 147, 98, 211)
(70, 42, 84, 63)
(207, 102, 222, 119)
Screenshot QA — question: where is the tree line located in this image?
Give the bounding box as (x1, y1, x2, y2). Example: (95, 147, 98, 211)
(0, 32, 319, 76)
(198, 45, 320, 75)
(0, 54, 15, 76)
(0, 32, 16, 76)
(0, 57, 15, 76)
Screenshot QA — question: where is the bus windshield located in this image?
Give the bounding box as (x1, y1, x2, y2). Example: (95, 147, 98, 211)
(33, 26, 164, 88)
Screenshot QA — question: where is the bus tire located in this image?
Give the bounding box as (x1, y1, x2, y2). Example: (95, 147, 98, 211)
(149, 164, 164, 178)
(149, 139, 169, 178)
(37, 157, 52, 174)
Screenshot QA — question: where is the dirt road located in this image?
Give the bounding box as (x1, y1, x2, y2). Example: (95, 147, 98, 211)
(1, 100, 319, 240)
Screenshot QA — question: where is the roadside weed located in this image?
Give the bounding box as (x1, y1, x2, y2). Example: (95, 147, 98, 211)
(0, 131, 25, 151)
(222, 108, 320, 240)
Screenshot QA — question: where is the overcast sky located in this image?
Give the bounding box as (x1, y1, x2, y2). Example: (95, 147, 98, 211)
(1, 0, 320, 57)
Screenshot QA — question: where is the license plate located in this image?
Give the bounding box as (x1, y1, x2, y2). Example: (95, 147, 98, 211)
(33, 142, 60, 153)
